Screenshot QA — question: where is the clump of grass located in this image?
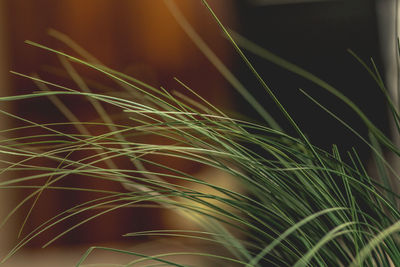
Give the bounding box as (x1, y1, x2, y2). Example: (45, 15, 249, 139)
(1, 1, 400, 266)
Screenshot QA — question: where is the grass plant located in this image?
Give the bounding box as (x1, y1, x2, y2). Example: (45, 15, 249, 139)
(1, 1, 400, 266)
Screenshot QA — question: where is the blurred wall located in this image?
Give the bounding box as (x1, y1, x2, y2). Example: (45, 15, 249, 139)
(234, 0, 385, 160)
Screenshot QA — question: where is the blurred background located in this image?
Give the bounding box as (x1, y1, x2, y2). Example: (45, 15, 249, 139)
(0, 0, 396, 265)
